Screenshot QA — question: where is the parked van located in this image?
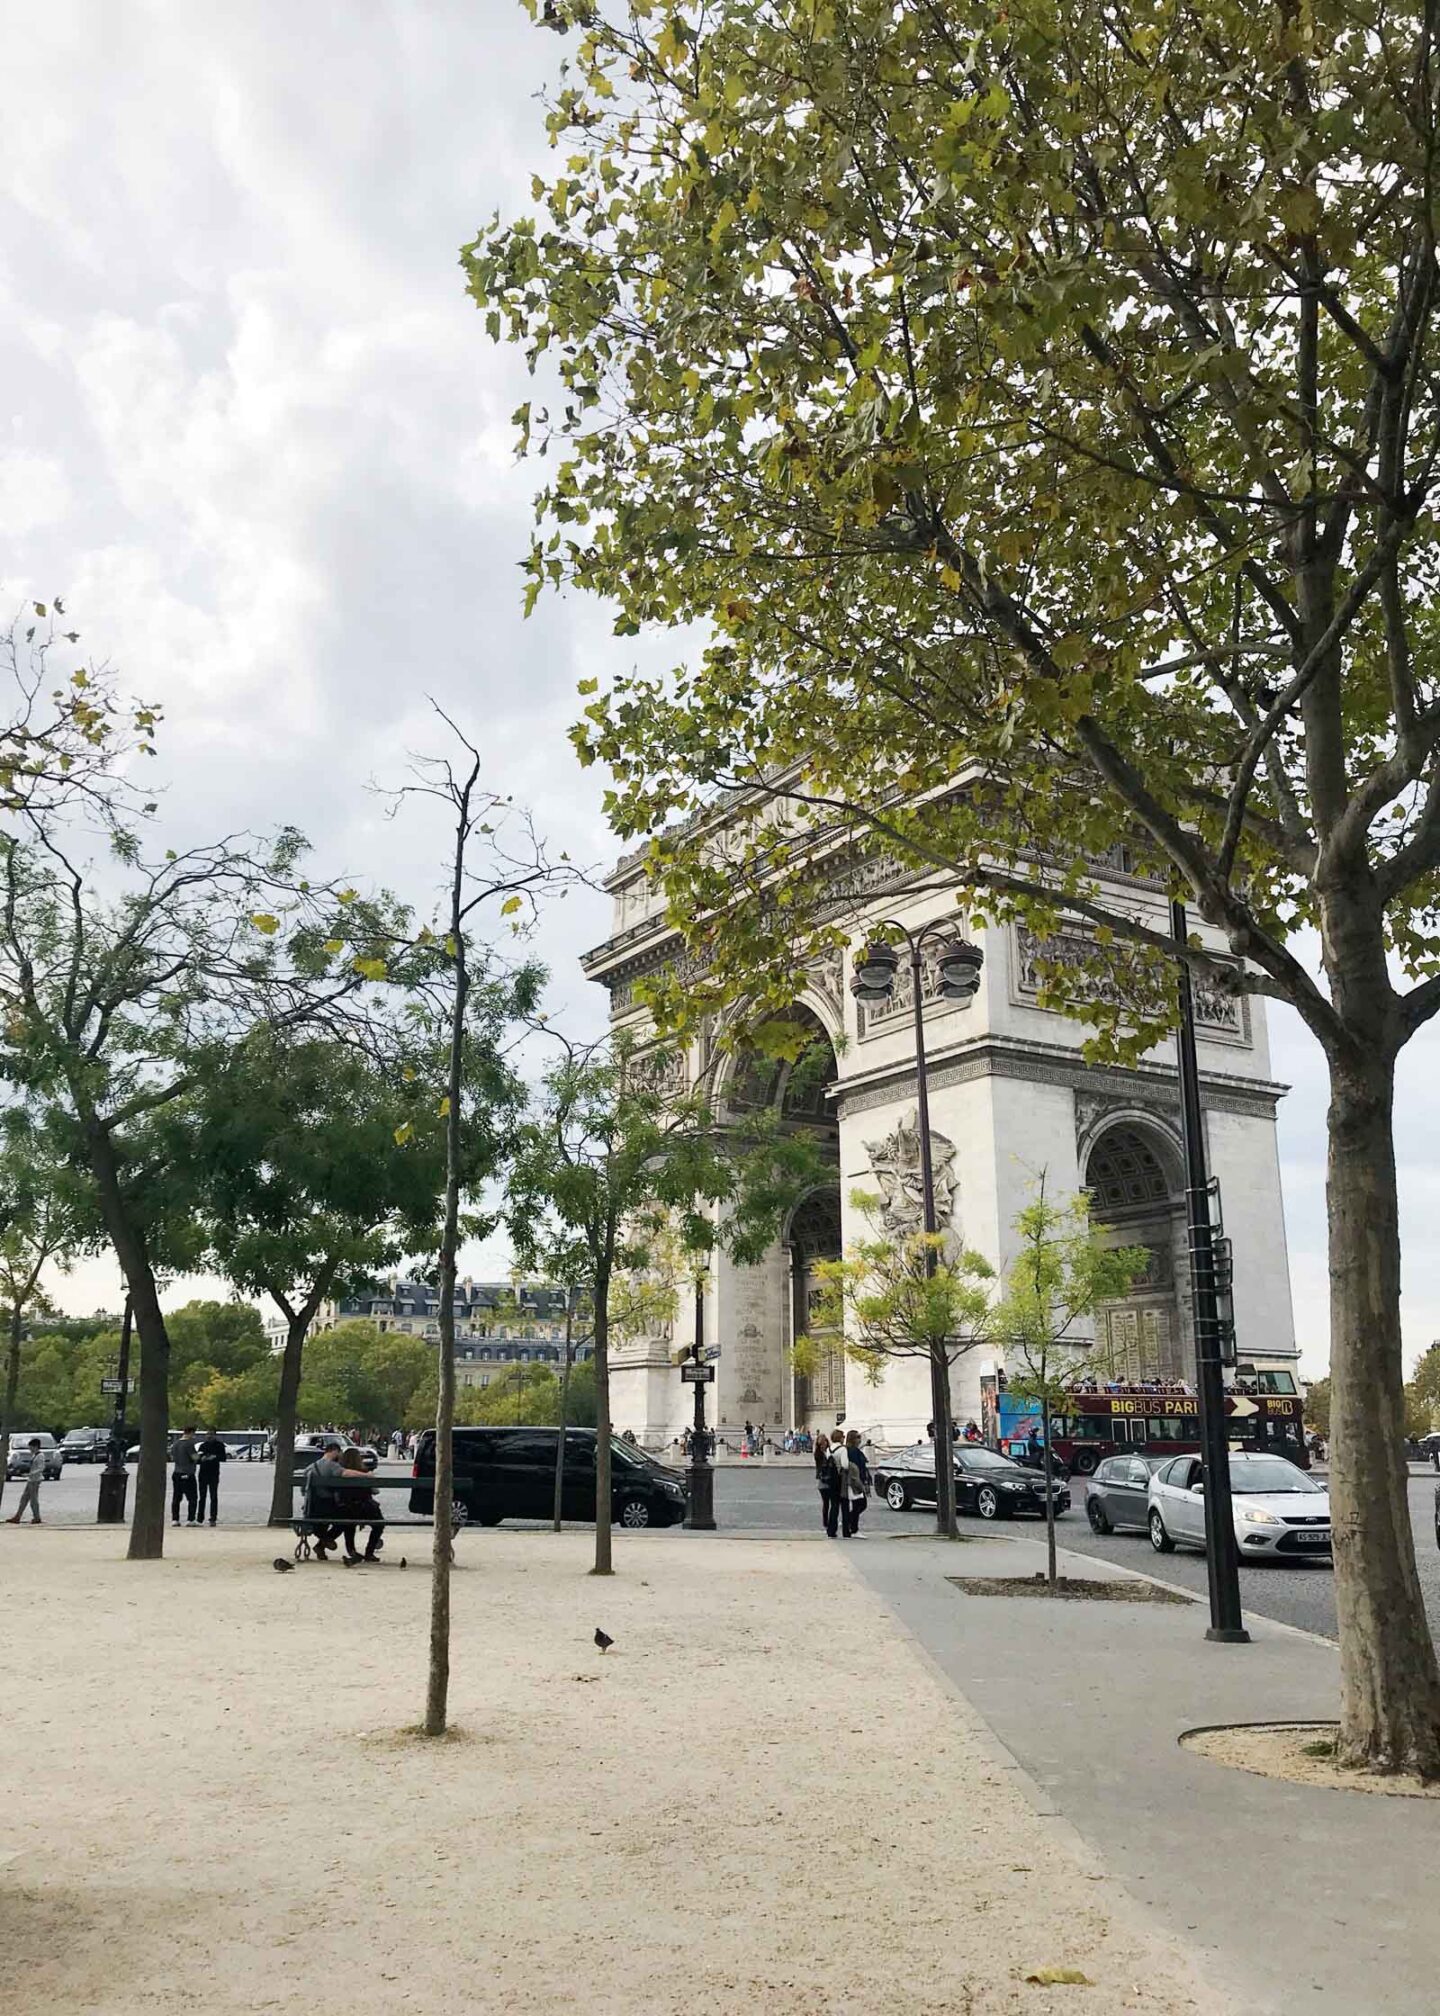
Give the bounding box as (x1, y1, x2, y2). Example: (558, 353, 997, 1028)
(409, 1426, 689, 1529)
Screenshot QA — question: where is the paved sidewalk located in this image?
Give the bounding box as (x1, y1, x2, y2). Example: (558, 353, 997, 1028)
(848, 1530, 1438, 2014)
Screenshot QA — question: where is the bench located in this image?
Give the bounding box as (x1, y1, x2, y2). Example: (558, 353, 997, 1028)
(290, 1471, 468, 1561)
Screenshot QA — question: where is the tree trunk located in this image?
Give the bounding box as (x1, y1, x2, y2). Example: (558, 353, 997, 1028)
(267, 1311, 310, 1526)
(552, 1290, 575, 1532)
(592, 1262, 612, 1576)
(0, 1297, 22, 1516)
(1042, 1388, 1058, 1590)
(931, 1344, 959, 1540)
(82, 1124, 171, 1561)
(1327, 1053, 1440, 1775)
(424, 829, 469, 1739)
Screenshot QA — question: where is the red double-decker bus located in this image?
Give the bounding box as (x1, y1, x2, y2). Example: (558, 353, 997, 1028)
(995, 1374, 1308, 1475)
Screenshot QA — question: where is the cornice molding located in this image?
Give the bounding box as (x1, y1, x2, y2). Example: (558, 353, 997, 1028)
(831, 1038, 1285, 1121)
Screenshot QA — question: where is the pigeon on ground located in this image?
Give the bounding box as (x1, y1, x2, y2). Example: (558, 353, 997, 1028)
(594, 1627, 614, 1654)
(273, 1558, 295, 1573)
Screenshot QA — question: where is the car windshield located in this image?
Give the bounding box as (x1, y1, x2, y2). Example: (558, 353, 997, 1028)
(1227, 1457, 1322, 1495)
(959, 1449, 1022, 1471)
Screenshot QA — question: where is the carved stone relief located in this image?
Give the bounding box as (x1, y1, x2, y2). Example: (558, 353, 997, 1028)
(863, 1110, 958, 1237)
(1014, 924, 1248, 1044)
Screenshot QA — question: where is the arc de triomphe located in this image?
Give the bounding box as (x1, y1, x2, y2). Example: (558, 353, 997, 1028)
(583, 845, 1298, 1449)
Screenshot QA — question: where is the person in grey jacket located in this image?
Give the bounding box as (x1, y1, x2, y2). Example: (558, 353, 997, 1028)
(170, 1427, 200, 1525)
(6, 1439, 45, 1523)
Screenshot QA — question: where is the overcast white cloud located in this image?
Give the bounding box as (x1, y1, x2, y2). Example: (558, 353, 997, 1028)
(1, 0, 1436, 1371)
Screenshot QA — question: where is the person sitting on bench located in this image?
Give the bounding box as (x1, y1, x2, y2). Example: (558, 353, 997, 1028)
(309, 1441, 352, 1560)
(338, 1445, 385, 1562)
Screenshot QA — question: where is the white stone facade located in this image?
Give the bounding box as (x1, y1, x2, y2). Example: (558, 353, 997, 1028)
(583, 849, 1298, 1450)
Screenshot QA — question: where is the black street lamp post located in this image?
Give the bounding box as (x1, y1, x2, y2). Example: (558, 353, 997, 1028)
(684, 1272, 716, 1530)
(1171, 900, 1249, 1644)
(97, 1295, 133, 1526)
(851, 922, 985, 1540)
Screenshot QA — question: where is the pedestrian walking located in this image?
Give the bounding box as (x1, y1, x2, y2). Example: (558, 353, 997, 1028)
(844, 1429, 869, 1536)
(6, 1438, 46, 1523)
(815, 1433, 842, 1537)
(195, 1427, 228, 1525)
(170, 1425, 200, 1526)
(828, 1432, 851, 1537)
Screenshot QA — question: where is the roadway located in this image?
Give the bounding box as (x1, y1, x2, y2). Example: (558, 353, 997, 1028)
(16, 1454, 1440, 1648)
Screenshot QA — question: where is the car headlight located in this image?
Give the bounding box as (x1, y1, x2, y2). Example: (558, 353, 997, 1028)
(1241, 1508, 1281, 1525)
(1000, 1480, 1028, 1492)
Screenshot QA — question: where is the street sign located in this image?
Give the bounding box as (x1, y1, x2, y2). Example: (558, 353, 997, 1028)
(100, 1377, 136, 1395)
(681, 1363, 715, 1384)
(703, 1345, 721, 1363)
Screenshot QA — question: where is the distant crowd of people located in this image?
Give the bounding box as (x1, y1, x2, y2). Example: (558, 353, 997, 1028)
(1065, 1376, 1196, 1396)
(673, 1421, 822, 1458)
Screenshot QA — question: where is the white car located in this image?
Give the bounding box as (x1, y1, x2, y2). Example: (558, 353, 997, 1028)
(1147, 1451, 1332, 1562)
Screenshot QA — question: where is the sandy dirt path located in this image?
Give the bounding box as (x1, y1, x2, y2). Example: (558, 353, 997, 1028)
(0, 1527, 1228, 2015)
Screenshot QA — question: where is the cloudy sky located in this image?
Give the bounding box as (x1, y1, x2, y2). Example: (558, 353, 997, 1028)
(1, 1, 1434, 1373)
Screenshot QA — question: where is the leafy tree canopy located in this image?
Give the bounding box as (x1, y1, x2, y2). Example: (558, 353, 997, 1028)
(163, 1027, 448, 1319)
(809, 1189, 995, 1384)
(476, 0, 1440, 1074)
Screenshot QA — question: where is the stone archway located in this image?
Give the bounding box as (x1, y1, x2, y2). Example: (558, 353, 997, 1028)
(787, 1186, 843, 1429)
(1084, 1121, 1190, 1381)
(715, 1005, 841, 1435)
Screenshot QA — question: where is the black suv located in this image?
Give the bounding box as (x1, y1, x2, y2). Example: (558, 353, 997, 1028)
(61, 1427, 111, 1464)
(410, 1427, 689, 1529)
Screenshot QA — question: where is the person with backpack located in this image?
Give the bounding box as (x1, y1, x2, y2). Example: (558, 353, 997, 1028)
(827, 1431, 850, 1537)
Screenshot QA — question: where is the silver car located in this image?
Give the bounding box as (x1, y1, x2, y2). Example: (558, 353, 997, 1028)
(5, 1433, 64, 1480)
(1147, 1451, 1332, 1562)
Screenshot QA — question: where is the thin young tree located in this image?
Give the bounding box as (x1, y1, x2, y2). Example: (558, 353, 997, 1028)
(809, 1190, 997, 1539)
(394, 715, 551, 1738)
(508, 1036, 823, 1575)
(994, 1182, 1147, 1589)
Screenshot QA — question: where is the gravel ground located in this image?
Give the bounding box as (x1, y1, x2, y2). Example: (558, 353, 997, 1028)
(0, 1526, 1231, 2016)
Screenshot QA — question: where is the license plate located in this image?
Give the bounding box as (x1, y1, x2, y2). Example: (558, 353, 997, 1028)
(1292, 1529, 1331, 1545)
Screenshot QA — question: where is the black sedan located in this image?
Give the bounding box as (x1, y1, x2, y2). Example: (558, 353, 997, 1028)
(870, 1443, 1070, 1521)
(1083, 1453, 1167, 1534)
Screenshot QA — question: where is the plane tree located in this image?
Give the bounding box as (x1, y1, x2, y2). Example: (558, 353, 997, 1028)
(0, 817, 405, 1559)
(476, 0, 1440, 1777)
